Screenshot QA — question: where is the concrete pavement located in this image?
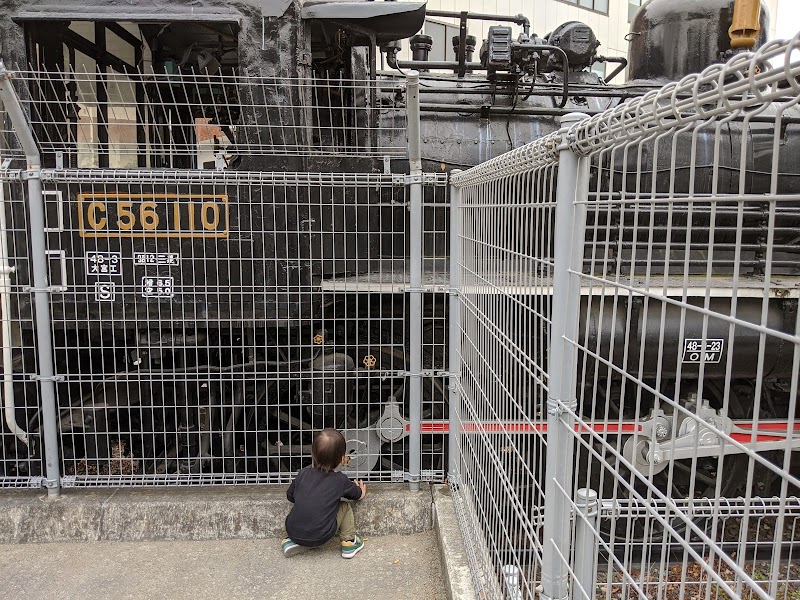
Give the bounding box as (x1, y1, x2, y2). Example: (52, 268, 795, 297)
(0, 532, 446, 600)
(0, 483, 475, 599)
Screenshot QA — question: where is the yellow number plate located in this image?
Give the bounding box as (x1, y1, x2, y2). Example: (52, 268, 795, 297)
(77, 193, 229, 238)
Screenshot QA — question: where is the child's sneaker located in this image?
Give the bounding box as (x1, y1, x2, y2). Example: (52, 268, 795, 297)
(281, 537, 308, 557)
(341, 533, 365, 559)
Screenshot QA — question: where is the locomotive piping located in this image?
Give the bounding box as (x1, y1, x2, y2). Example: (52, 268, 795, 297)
(424, 10, 531, 37)
(0, 169, 25, 445)
(388, 44, 570, 108)
(0, 62, 29, 446)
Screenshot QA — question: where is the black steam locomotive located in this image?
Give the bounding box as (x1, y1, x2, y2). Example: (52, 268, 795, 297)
(0, 0, 797, 498)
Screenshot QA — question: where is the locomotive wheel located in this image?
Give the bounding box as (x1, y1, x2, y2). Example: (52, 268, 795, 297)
(252, 339, 447, 477)
(584, 380, 751, 545)
(371, 345, 446, 476)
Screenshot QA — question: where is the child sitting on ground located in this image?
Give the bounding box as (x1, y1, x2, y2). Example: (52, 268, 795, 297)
(282, 428, 367, 559)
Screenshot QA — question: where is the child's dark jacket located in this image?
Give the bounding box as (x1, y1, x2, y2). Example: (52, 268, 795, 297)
(285, 466, 362, 546)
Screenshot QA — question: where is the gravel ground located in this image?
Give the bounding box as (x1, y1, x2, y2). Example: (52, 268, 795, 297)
(0, 532, 446, 600)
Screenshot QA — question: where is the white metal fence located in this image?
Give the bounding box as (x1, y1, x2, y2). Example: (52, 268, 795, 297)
(450, 36, 800, 600)
(7, 68, 408, 165)
(0, 66, 449, 491)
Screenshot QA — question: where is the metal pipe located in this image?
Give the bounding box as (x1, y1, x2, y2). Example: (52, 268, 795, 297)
(0, 176, 26, 445)
(573, 489, 600, 600)
(384, 77, 800, 105)
(600, 496, 800, 520)
(425, 9, 530, 36)
(520, 45, 570, 107)
(593, 56, 628, 83)
(0, 61, 61, 496)
(456, 13, 468, 78)
(540, 112, 590, 600)
(729, 0, 762, 49)
(414, 85, 653, 100)
(420, 104, 602, 117)
(392, 42, 570, 107)
(447, 171, 462, 480)
(393, 59, 484, 72)
(406, 70, 422, 492)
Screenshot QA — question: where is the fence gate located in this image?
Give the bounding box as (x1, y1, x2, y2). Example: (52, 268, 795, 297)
(449, 37, 800, 600)
(0, 66, 449, 490)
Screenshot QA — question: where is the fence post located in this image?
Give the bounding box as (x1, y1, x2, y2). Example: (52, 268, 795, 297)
(502, 565, 524, 600)
(574, 488, 600, 600)
(540, 112, 590, 600)
(0, 62, 61, 496)
(406, 70, 422, 492)
(448, 171, 462, 480)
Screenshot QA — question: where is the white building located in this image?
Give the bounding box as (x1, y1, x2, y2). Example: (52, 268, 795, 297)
(411, 0, 779, 78)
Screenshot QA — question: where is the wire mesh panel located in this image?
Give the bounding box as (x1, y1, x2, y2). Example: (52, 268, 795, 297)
(450, 138, 561, 598)
(0, 62, 451, 489)
(0, 72, 45, 485)
(563, 39, 800, 600)
(1, 168, 444, 486)
(449, 35, 800, 600)
(9, 68, 408, 167)
(0, 173, 44, 487)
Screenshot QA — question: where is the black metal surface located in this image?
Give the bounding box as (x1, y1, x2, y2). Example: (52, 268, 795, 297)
(301, 0, 426, 46)
(579, 297, 797, 379)
(480, 25, 513, 72)
(627, 0, 770, 82)
(545, 21, 599, 71)
(409, 34, 432, 62)
(456, 11, 468, 78)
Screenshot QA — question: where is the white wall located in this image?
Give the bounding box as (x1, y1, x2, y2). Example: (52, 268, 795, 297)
(775, 0, 800, 40)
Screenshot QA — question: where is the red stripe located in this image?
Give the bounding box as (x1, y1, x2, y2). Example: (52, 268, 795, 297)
(412, 420, 800, 443)
(735, 422, 800, 431)
(411, 421, 642, 434)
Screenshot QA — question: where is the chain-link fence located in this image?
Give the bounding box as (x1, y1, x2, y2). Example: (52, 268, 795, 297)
(450, 35, 800, 600)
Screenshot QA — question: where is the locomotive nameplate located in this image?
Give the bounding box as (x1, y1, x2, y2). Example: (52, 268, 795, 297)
(682, 338, 724, 364)
(94, 282, 116, 302)
(86, 251, 122, 276)
(141, 276, 174, 298)
(134, 252, 181, 266)
(77, 193, 229, 238)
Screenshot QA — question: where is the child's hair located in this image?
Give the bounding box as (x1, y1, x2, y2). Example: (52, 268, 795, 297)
(311, 428, 346, 472)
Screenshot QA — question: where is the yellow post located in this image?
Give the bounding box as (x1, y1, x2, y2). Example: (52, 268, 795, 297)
(729, 0, 762, 49)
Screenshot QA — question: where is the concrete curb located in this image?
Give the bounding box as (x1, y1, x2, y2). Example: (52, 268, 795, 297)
(0, 484, 432, 543)
(432, 484, 476, 599)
